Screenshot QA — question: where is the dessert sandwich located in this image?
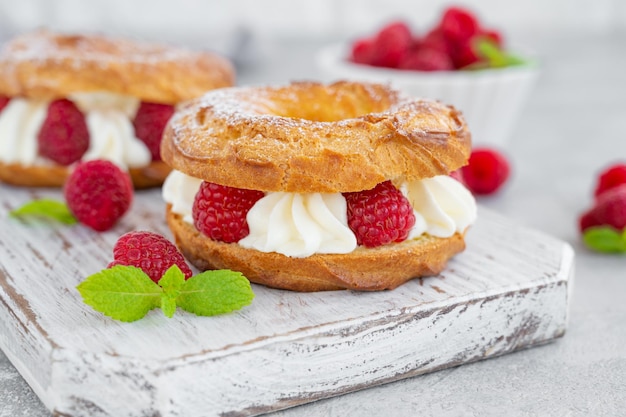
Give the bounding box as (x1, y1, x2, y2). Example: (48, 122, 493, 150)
(0, 29, 235, 188)
(161, 81, 477, 291)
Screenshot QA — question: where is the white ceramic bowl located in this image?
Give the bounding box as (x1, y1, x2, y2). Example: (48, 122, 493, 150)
(316, 43, 539, 147)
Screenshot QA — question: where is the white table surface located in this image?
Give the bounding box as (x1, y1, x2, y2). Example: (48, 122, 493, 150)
(1, 31, 626, 417)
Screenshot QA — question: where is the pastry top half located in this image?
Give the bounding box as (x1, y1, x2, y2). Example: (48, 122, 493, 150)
(0, 30, 235, 104)
(161, 81, 471, 193)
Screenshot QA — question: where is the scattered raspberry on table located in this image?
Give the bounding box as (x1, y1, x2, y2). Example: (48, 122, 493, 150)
(579, 184, 626, 233)
(594, 163, 626, 198)
(64, 159, 133, 232)
(461, 148, 511, 195)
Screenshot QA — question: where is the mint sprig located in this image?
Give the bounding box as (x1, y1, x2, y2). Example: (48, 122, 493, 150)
(77, 265, 254, 322)
(10, 199, 77, 225)
(582, 226, 626, 254)
(464, 37, 526, 70)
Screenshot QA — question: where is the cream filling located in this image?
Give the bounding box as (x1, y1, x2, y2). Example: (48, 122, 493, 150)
(239, 192, 357, 257)
(401, 175, 477, 239)
(0, 92, 151, 169)
(0, 98, 49, 165)
(162, 170, 477, 258)
(162, 170, 204, 224)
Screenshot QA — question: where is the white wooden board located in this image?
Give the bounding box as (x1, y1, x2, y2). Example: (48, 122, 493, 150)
(0, 185, 573, 417)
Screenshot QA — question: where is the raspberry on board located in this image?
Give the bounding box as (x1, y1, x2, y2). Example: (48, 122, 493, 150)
(193, 182, 265, 243)
(38, 99, 90, 166)
(108, 231, 193, 283)
(132, 102, 175, 161)
(344, 181, 416, 248)
(461, 148, 511, 195)
(64, 160, 133, 232)
(594, 163, 626, 198)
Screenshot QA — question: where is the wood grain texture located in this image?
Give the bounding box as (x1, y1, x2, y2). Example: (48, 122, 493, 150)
(0, 185, 574, 417)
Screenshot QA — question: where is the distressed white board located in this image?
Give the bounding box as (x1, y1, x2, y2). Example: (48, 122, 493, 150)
(0, 185, 573, 417)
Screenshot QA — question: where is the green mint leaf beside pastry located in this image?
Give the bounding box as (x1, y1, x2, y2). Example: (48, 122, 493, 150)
(10, 198, 77, 225)
(77, 265, 162, 322)
(77, 264, 255, 322)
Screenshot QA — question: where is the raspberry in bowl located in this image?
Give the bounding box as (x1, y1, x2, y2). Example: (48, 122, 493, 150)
(316, 6, 539, 147)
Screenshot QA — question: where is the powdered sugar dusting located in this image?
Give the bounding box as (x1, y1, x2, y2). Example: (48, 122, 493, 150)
(180, 81, 451, 136)
(0, 29, 203, 67)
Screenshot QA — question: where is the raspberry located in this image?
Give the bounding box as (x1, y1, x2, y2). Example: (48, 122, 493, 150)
(344, 181, 416, 247)
(479, 29, 503, 47)
(132, 102, 175, 161)
(399, 46, 454, 71)
(38, 99, 90, 166)
(370, 21, 412, 68)
(579, 184, 626, 232)
(421, 28, 451, 55)
(0, 96, 10, 112)
(594, 163, 626, 198)
(108, 231, 193, 283)
(440, 6, 480, 45)
(450, 39, 481, 69)
(193, 182, 264, 243)
(461, 148, 511, 195)
(64, 160, 133, 231)
(350, 38, 375, 65)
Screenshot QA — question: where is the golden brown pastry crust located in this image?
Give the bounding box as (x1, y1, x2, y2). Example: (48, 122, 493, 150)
(167, 206, 466, 292)
(0, 30, 235, 104)
(161, 81, 471, 193)
(0, 161, 170, 189)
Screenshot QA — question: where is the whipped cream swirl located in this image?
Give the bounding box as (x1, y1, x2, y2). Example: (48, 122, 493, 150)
(0, 98, 49, 165)
(162, 170, 204, 223)
(401, 175, 477, 239)
(238, 192, 357, 257)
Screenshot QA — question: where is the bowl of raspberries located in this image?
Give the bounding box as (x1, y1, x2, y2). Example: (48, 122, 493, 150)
(316, 6, 539, 147)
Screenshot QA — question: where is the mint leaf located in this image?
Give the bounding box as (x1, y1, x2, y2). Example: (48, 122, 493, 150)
(582, 226, 626, 253)
(10, 199, 77, 225)
(77, 265, 163, 322)
(161, 297, 177, 318)
(158, 265, 186, 318)
(466, 37, 526, 70)
(177, 270, 254, 317)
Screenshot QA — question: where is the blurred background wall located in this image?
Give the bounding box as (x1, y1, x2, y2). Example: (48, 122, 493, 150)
(1, 0, 625, 48)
